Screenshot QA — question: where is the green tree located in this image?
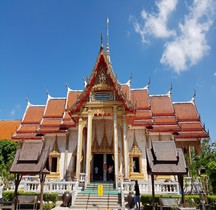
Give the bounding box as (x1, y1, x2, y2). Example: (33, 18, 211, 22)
(187, 139, 216, 194)
(0, 139, 19, 187)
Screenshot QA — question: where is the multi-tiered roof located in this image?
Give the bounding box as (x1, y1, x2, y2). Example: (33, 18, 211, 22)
(12, 46, 208, 141)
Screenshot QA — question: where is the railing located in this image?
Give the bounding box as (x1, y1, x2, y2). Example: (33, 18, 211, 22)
(24, 180, 78, 194)
(121, 180, 180, 195)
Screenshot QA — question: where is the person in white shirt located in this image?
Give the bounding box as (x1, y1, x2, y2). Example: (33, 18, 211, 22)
(94, 166, 99, 180)
(0, 182, 4, 203)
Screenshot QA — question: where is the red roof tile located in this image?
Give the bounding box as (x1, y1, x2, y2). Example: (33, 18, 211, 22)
(131, 89, 149, 109)
(121, 84, 130, 101)
(67, 90, 82, 109)
(176, 131, 209, 139)
(153, 116, 177, 125)
(173, 102, 199, 121)
(135, 110, 152, 119)
(40, 118, 61, 126)
(23, 106, 45, 124)
(179, 122, 203, 131)
(44, 98, 66, 118)
(12, 133, 43, 140)
(150, 95, 174, 116)
(17, 124, 39, 133)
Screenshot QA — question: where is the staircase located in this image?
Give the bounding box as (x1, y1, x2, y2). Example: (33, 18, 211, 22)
(71, 182, 123, 209)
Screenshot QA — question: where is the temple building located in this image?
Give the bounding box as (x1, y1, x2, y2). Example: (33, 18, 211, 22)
(12, 23, 208, 187)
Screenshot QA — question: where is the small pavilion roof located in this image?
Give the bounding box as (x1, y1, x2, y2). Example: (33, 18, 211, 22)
(10, 140, 50, 174)
(146, 141, 187, 175)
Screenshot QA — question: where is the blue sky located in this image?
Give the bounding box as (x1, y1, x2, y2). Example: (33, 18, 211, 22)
(0, 0, 216, 141)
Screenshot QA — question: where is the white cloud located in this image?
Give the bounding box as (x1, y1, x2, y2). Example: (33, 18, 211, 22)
(131, 0, 177, 43)
(160, 0, 215, 73)
(10, 104, 21, 117)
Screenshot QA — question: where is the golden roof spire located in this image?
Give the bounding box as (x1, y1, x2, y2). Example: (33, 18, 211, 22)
(106, 17, 111, 63)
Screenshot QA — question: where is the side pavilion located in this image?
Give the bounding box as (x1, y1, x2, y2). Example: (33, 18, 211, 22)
(146, 141, 188, 210)
(10, 140, 50, 210)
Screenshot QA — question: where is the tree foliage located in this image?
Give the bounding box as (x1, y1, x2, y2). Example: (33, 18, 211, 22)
(0, 139, 19, 185)
(187, 139, 216, 194)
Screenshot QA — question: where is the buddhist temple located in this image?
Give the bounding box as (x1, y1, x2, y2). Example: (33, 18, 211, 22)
(11, 20, 208, 187)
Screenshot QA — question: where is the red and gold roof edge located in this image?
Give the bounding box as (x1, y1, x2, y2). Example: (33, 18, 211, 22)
(68, 47, 135, 115)
(9, 47, 208, 141)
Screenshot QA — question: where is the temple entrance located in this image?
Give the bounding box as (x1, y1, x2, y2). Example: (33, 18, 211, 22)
(107, 154, 114, 181)
(93, 154, 103, 181)
(93, 154, 114, 181)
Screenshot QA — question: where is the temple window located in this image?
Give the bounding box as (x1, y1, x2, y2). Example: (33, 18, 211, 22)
(129, 131, 145, 180)
(47, 137, 60, 180)
(133, 157, 140, 173)
(90, 91, 114, 101)
(51, 157, 58, 172)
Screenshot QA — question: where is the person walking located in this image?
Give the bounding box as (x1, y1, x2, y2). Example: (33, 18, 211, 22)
(134, 180, 140, 210)
(94, 166, 99, 180)
(0, 182, 4, 203)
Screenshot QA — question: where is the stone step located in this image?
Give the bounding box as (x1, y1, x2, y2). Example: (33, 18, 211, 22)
(72, 192, 122, 209)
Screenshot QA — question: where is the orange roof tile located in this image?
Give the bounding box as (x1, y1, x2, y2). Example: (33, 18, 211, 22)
(121, 84, 130, 101)
(37, 127, 65, 133)
(23, 105, 45, 124)
(135, 110, 152, 119)
(12, 133, 42, 140)
(40, 118, 62, 126)
(178, 122, 205, 133)
(67, 90, 82, 109)
(131, 89, 149, 109)
(150, 95, 174, 116)
(176, 131, 209, 139)
(150, 124, 180, 132)
(44, 98, 66, 118)
(154, 116, 177, 124)
(17, 124, 39, 133)
(0, 120, 21, 140)
(173, 102, 199, 121)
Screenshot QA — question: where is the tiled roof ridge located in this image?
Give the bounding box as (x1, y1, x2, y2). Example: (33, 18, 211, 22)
(21, 101, 45, 124)
(149, 93, 171, 97)
(67, 86, 83, 92)
(120, 79, 131, 86)
(131, 85, 149, 91)
(47, 94, 66, 101)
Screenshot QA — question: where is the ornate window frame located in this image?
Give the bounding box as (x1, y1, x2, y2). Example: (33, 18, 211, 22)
(47, 138, 60, 180)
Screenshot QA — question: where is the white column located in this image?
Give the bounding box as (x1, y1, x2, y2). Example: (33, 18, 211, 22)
(123, 115, 129, 180)
(64, 134, 69, 180)
(85, 110, 93, 183)
(113, 106, 119, 189)
(75, 118, 83, 180)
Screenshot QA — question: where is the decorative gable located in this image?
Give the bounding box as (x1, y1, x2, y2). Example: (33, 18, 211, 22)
(89, 62, 117, 102)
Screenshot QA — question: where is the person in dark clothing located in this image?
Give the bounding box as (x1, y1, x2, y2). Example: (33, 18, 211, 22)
(134, 180, 140, 209)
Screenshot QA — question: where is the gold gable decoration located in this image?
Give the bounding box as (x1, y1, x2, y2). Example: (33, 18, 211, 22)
(47, 136, 60, 180)
(129, 131, 144, 180)
(93, 64, 113, 90)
